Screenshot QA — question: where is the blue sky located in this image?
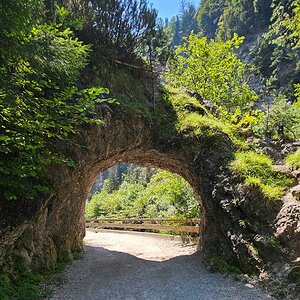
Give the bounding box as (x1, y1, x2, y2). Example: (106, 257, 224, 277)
(149, 0, 200, 20)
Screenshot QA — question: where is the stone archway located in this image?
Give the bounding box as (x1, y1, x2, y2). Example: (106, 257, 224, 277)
(0, 104, 299, 280)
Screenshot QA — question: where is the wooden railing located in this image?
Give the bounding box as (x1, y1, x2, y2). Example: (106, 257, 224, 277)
(86, 217, 205, 234)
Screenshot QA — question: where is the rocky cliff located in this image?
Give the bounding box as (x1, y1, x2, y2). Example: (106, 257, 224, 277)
(0, 95, 299, 297)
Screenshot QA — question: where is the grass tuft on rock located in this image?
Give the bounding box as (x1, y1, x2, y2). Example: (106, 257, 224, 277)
(165, 88, 248, 148)
(285, 149, 300, 169)
(231, 151, 294, 200)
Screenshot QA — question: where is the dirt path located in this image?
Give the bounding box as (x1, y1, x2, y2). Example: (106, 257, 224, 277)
(49, 230, 273, 300)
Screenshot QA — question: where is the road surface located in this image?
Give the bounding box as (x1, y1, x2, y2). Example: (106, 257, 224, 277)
(49, 230, 273, 300)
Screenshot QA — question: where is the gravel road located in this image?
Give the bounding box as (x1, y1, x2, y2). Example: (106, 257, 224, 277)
(49, 230, 274, 300)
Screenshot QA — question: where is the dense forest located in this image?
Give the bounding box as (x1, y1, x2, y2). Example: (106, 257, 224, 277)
(168, 0, 300, 98)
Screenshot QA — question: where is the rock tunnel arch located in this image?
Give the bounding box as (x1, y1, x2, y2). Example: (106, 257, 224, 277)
(1, 104, 295, 277)
(42, 104, 239, 271)
(48, 145, 210, 265)
(0, 105, 229, 271)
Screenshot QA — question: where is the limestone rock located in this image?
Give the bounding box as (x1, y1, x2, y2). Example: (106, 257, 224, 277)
(281, 141, 300, 157)
(291, 185, 300, 201)
(275, 201, 300, 259)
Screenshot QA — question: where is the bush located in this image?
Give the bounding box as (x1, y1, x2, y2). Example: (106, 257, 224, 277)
(165, 33, 256, 113)
(208, 255, 241, 274)
(253, 94, 300, 140)
(0, 17, 108, 201)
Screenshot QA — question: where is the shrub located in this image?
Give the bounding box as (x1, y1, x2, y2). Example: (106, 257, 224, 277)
(165, 33, 256, 113)
(208, 256, 241, 274)
(254, 94, 300, 140)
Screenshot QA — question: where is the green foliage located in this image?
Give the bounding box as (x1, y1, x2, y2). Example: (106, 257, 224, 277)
(56, 0, 160, 62)
(251, 36, 276, 79)
(196, 0, 226, 39)
(86, 168, 200, 220)
(163, 88, 250, 148)
(254, 0, 300, 93)
(0, 0, 43, 65)
(0, 272, 47, 300)
(295, 84, 300, 103)
(286, 2, 300, 48)
(285, 149, 300, 169)
(271, 1, 300, 50)
(135, 170, 199, 219)
(196, 0, 299, 96)
(231, 151, 294, 200)
(231, 150, 273, 173)
(253, 94, 300, 140)
(143, 19, 173, 65)
(217, 0, 272, 40)
(208, 255, 241, 274)
(196, 0, 272, 40)
(166, 33, 256, 113)
(167, 2, 199, 47)
(0, 7, 108, 200)
(219, 107, 264, 138)
(26, 24, 91, 85)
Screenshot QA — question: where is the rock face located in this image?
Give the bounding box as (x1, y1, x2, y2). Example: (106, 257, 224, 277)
(0, 103, 299, 290)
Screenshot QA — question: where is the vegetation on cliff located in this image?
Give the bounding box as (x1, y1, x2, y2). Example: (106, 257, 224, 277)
(231, 151, 294, 200)
(0, 1, 110, 200)
(0, 0, 299, 298)
(195, 0, 300, 97)
(165, 1, 300, 137)
(166, 34, 256, 112)
(0, 0, 160, 201)
(285, 148, 300, 169)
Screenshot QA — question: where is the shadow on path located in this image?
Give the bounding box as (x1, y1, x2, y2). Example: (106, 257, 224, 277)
(50, 243, 273, 300)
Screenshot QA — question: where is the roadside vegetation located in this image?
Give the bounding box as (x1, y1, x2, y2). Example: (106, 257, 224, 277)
(0, 256, 82, 300)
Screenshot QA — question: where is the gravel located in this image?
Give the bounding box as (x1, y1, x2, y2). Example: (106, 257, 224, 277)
(48, 230, 274, 300)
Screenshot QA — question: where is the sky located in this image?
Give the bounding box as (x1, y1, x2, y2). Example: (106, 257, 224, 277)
(149, 0, 200, 20)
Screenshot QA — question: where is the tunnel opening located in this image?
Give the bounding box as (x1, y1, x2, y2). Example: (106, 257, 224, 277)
(84, 163, 205, 248)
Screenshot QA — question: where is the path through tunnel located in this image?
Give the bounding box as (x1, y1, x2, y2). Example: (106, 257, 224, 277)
(49, 230, 273, 300)
(46, 140, 224, 272)
(49, 157, 273, 300)
(1, 104, 289, 281)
